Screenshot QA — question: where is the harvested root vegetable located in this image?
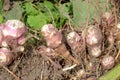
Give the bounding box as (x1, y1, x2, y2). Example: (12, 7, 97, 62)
(38, 45, 58, 59)
(88, 45, 102, 57)
(54, 43, 79, 64)
(86, 25, 102, 47)
(2, 20, 27, 39)
(17, 35, 27, 45)
(102, 12, 114, 26)
(86, 25, 102, 57)
(107, 32, 114, 44)
(67, 31, 83, 53)
(41, 24, 79, 64)
(0, 20, 27, 50)
(0, 20, 28, 66)
(101, 56, 115, 70)
(0, 48, 13, 66)
(41, 24, 62, 48)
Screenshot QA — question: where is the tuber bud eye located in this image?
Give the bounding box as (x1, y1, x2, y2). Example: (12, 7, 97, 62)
(0, 48, 13, 66)
(101, 56, 115, 70)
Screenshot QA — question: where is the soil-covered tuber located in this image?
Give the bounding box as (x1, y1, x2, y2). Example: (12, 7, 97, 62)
(0, 20, 27, 51)
(41, 24, 62, 48)
(67, 31, 83, 53)
(38, 45, 58, 59)
(0, 48, 13, 66)
(0, 20, 27, 66)
(86, 25, 102, 57)
(2, 20, 27, 38)
(102, 12, 114, 26)
(41, 24, 79, 64)
(88, 45, 102, 57)
(101, 56, 115, 70)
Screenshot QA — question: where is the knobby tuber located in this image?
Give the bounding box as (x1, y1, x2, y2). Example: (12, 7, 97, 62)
(2, 20, 27, 46)
(41, 24, 79, 64)
(86, 25, 102, 57)
(38, 45, 58, 59)
(102, 12, 115, 26)
(0, 20, 27, 66)
(66, 31, 83, 53)
(101, 55, 115, 70)
(0, 48, 13, 66)
(117, 23, 120, 29)
(41, 24, 62, 48)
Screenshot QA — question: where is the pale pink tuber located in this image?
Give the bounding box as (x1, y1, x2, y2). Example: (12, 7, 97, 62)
(17, 35, 27, 45)
(86, 25, 102, 47)
(41, 24, 79, 64)
(41, 24, 62, 48)
(88, 45, 101, 57)
(38, 45, 58, 59)
(101, 56, 115, 70)
(102, 12, 115, 26)
(67, 31, 83, 53)
(0, 48, 13, 66)
(86, 25, 102, 57)
(0, 20, 27, 48)
(2, 20, 27, 39)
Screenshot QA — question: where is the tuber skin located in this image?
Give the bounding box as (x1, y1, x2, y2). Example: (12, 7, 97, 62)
(102, 12, 115, 26)
(41, 24, 62, 48)
(0, 30, 3, 45)
(0, 19, 28, 67)
(86, 25, 102, 47)
(2, 20, 27, 46)
(0, 20, 28, 66)
(101, 56, 115, 70)
(86, 25, 102, 57)
(88, 45, 102, 57)
(67, 31, 83, 53)
(2, 20, 27, 39)
(0, 20, 27, 52)
(41, 24, 79, 64)
(0, 48, 13, 66)
(38, 45, 58, 59)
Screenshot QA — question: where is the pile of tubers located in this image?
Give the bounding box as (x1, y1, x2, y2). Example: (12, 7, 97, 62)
(0, 20, 27, 66)
(38, 12, 120, 71)
(0, 12, 119, 76)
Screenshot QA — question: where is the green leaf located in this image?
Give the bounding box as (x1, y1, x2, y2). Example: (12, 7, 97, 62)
(43, 1, 55, 10)
(27, 13, 47, 30)
(24, 2, 38, 15)
(0, 14, 3, 23)
(58, 3, 70, 19)
(24, 0, 34, 2)
(71, 0, 109, 28)
(0, 0, 3, 13)
(99, 64, 120, 80)
(2, 2, 23, 20)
